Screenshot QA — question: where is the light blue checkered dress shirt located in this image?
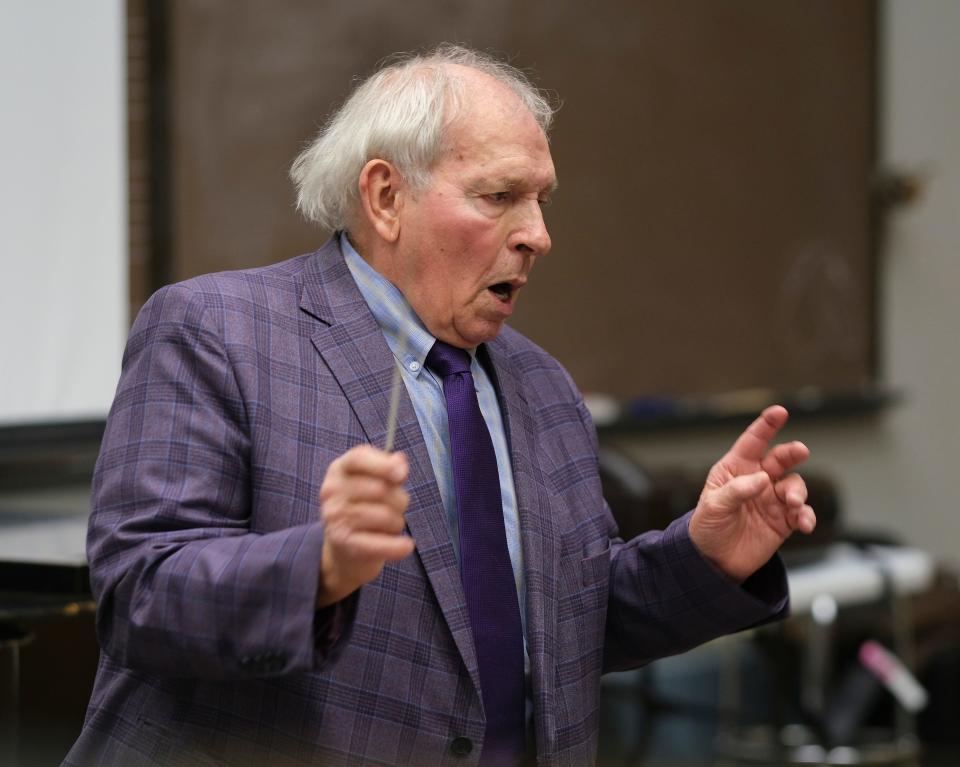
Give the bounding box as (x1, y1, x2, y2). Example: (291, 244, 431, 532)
(341, 233, 530, 673)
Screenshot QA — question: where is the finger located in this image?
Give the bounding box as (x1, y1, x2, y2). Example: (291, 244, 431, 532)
(788, 504, 817, 535)
(774, 473, 808, 507)
(335, 531, 416, 562)
(336, 445, 409, 483)
(381, 485, 410, 512)
(322, 474, 407, 505)
(761, 441, 810, 481)
(710, 471, 769, 511)
(726, 405, 789, 463)
(327, 500, 409, 535)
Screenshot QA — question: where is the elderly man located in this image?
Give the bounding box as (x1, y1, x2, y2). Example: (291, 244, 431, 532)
(67, 45, 814, 766)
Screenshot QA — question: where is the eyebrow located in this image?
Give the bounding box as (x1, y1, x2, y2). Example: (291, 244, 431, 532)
(494, 177, 559, 194)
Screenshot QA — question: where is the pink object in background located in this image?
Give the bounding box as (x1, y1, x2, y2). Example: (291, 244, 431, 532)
(859, 640, 928, 712)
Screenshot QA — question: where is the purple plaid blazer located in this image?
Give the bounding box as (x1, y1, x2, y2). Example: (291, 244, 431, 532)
(66, 239, 787, 767)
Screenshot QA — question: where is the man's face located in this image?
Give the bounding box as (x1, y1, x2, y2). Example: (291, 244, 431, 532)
(393, 75, 557, 349)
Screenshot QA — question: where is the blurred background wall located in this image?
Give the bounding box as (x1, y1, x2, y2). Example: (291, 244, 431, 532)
(614, 0, 960, 569)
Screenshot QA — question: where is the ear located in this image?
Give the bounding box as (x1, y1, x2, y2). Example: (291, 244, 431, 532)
(357, 159, 404, 243)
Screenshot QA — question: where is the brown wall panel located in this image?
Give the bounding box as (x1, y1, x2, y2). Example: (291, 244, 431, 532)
(156, 0, 876, 400)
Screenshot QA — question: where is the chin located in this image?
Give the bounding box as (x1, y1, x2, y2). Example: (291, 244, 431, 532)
(467, 323, 507, 347)
(441, 320, 505, 349)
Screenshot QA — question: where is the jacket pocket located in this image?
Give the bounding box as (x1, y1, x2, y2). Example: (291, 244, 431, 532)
(581, 544, 611, 586)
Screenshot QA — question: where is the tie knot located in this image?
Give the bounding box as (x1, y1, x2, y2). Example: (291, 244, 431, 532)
(425, 340, 472, 378)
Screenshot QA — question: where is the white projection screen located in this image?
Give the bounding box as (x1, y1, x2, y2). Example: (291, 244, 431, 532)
(0, 0, 127, 427)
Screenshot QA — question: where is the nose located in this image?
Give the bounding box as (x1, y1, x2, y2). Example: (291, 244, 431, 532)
(510, 200, 552, 258)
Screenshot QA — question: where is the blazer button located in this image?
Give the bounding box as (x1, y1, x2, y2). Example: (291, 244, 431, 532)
(450, 737, 473, 757)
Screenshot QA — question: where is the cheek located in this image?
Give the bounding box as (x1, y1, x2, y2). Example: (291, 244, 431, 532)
(431, 240, 493, 289)
(453, 222, 506, 278)
(414, 202, 506, 302)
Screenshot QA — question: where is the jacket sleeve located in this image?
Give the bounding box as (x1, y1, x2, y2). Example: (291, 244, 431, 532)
(566, 393, 789, 673)
(88, 282, 356, 680)
(602, 510, 788, 672)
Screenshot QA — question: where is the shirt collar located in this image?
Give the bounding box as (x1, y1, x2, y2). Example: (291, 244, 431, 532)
(340, 232, 438, 378)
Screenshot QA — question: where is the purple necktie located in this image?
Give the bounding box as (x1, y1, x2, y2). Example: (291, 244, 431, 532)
(425, 341, 526, 766)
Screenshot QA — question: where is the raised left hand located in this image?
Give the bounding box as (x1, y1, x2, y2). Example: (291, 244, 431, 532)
(689, 405, 816, 582)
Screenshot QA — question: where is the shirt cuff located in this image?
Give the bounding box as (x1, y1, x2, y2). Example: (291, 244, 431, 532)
(313, 590, 359, 666)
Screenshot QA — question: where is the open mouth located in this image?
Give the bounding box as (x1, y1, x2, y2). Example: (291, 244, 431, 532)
(488, 282, 516, 303)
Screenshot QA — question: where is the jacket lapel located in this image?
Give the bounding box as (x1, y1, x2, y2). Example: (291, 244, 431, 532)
(299, 240, 481, 693)
(483, 337, 560, 759)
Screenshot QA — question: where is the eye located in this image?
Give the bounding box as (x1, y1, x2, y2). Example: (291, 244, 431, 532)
(485, 191, 511, 203)
(538, 196, 553, 209)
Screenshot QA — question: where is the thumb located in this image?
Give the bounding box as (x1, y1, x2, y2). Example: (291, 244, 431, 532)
(711, 471, 768, 511)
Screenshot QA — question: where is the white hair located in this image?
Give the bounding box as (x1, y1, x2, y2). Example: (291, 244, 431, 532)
(289, 43, 556, 231)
